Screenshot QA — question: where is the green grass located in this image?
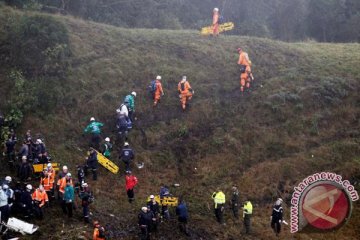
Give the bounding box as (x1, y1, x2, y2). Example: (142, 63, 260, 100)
(0, 5, 360, 240)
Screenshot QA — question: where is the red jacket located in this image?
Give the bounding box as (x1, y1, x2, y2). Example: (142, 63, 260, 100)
(125, 175, 138, 190)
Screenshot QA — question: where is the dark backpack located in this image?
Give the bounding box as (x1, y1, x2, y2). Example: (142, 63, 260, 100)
(218, 15, 224, 24)
(180, 82, 185, 91)
(239, 64, 247, 73)
(149, 80, 157, 93)
(98, 226, 106, 239)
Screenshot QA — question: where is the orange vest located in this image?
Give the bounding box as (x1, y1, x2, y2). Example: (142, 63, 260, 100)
(93, 227, 105, 240)
(238, 52, 250, 67)
(213, 12, 219, 25)
(57, 177, 73, 194)
(40, 175, 53, 191)
(48, 168, 55, 183)
(32, 189, 49, 207)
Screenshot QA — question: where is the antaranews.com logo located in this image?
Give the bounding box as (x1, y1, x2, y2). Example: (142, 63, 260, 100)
(290, 172, 359, 233)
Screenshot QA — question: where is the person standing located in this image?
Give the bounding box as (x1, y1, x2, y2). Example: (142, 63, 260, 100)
(159, 184, 171, 220)
(31, 185, 49, 219)
(93, 221, 106, 240)
(271, 198, 284, 237)
(243, 200, 253, 234)
(63, 181, 75, 218)
(0, 185, 10, 223)
(138, 206, 152, 240)
(152, 75, 164, 107)
(102, 137, 113, 159)
(85, 147, 98, 181)
(124, 91, 136, 122)
(147, 195, 160, 233)
(230, 186, 240, 219)
(20, 184, 34, 218)
(119, 142, 134, 172)
(237, 48, 254, 93)
(79, 182, 93, 223)
(125, 171, 138, 203)
(84, 117, 104, 150)
(17, 156, 33, 182)
(176, 199, 190, 236)
(212, 188, 226, 224)
(177, 76, 194, 110)
(5, 134, 16, 168)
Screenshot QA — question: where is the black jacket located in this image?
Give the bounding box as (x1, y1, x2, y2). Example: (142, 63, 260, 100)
(87, 151, 98, 168)
(138, 211, 153, 226)
(271, 205, 283, 222)
(120, 147, 134, 162)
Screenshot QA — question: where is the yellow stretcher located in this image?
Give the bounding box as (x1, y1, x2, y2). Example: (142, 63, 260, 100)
(95, 150, 119, 174)
(147, 195, 179, 207)
(33, 162, 60, 173)
(200, 22, 235, 35)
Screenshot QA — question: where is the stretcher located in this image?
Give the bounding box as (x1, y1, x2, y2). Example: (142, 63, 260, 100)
(1, 217, 38, 235)
(147, 195, 179, 207)
(200, 22, 234, 35)
(95, 150, 119, 174)
(33, 162, 60, 173)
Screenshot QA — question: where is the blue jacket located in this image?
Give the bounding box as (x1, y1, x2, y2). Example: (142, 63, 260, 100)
(176, 202, 188, 219)
(63, 185, 75, 203)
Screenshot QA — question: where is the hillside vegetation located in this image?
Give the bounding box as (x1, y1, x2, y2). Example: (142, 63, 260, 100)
(0, 6, 360, 240)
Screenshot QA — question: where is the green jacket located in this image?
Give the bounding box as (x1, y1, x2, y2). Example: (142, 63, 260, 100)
(84, 121, 104, 134)
(102, 142, 113, 158)
(124, 95, 135, 111)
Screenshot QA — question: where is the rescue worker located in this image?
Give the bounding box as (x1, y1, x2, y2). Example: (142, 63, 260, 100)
(32, 185, 48, 219)
(102, 137, 113, 159)
(243, 200, 253, 234)
(153, 75, 164, 107)
(124, 91, 136, 122)
(147, 195, 160, 233)
(57, 165, 69, 199)
(2, 177, 15, 213)
(85, 147, 98, 180)
(40, 169, 54, 201)
(79, 182, 93, 223)
(20, 184, 34, 218)
(159, 184, 170, 220)
(116, 109, 129, 141)
(271, 198, 284, 236)
(63, 180, 75, 218)
(58, 173, 73, 212)
(5, 134, 16, 167)
(77, 165, 85, 188)
(0, 184, 10, 225)
(138, 206, 153, 240)
(237, 48, 254, 93)
(119, 142, 134, 172)
(178, 76, 194, 110)
(212, 8, 220, 36)
(125, 170, 138, 203)
(46, 163, 56, 198)
(36, 139, 48, 163)
(84, 117, 104, 150)
(176, 199, 190, 236)
(230, 186, 240, 219)
(212, 188, 226, 224)
(17, 156, 32, 182)
(93, 220, 106, 240)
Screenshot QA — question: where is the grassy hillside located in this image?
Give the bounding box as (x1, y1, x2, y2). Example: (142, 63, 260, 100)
(0, 6, 360, 240)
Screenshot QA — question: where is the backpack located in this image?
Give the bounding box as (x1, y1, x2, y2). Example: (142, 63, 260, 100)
(239, 64, 247, 73)
(180, 82, 185, 92)
(98, 226, 106, 239)
(149, 80, 157, 93)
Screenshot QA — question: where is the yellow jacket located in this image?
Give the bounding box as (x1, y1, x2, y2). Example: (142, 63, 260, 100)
(243, 201, 253, 217)
(212, 191, 226, 208)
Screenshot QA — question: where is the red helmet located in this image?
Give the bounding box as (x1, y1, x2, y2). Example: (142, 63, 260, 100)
(237, 48, 242, 52)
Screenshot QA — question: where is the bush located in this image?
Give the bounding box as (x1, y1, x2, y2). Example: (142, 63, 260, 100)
(5, 14, 70, 78)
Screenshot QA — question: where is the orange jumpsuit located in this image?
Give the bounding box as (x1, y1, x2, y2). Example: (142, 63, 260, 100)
(32, 189, 49, 207)
(153, 80, 164, 106)
(40, 173, 54, 191)
(93, 227, 105, 240)
(57, 177, 73, 194)
(178, 80, 193, 110)
(213, 11, 219, 36)
(237, 51, 252, 92)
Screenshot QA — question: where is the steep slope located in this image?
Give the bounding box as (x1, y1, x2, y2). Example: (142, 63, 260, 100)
(0, 6, 360, 240)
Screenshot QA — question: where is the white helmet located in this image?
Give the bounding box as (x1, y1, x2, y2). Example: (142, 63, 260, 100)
(2, 184, 9, 190)
(156, 75, 161, 80)
(5, 176, 12, 182)
(90, 117, 95, 121)
(182, 76, 187, 81)
(26, 184, 33, 191)
(105, 137, 110, 142)
(66, 173, 72, 177)
(63, 165, 68, 171)
(82, 182, 88, 188)
(275, 198, 283, 206)
(131, 91, 137, 97)
(214, 8, 219, 12)
(22, 155, 27, 161)
(47, 163, 52, 168)
(141, 207, 148, 212)
(150, 195, 155, 199)
(39, 185, 44, 191)
(36, 139, 42, 144)
(124, 142, 129, 147)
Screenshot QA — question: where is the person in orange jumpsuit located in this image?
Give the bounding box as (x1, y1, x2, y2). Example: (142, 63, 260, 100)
(212, 8, 220, 36)
(40, 169, 54, 201)
(32, 185, 49, 219)
(153, 75, 164, 107)
(178, 76, 194, 110)
(237, 48, 254, 92)
(93, 221, 106, 240)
